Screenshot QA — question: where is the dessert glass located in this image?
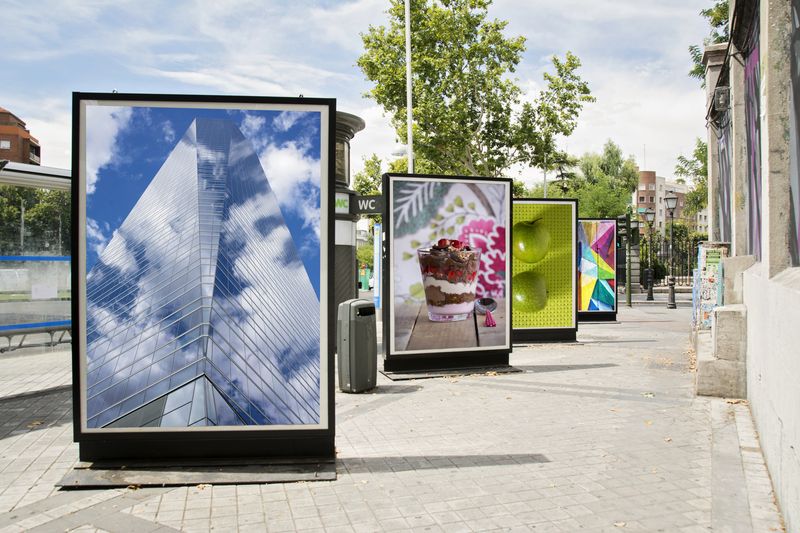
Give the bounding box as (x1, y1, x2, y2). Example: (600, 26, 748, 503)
(417, 243, 481, 322)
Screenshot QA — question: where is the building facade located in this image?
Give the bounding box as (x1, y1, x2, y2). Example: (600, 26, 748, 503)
(0, 107, 41, 165)
(702, 0, 799, 529)
(86, 118, 321, 429)
(634, 171, 696, 234)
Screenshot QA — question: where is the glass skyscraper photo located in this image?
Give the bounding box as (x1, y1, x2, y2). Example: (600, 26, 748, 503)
(85, 117, 321, 429)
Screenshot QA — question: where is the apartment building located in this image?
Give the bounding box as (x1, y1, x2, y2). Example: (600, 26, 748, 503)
(0, 107, 41, 165)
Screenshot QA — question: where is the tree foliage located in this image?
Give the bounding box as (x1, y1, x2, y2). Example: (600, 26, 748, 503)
(675, 138, 708, 216)
(534, 140, 637, 219)
(689, 0, 730, 83)
(357, 242, 374, 269)
(0, 186, 70, 255)
(358, 0, 594, 178)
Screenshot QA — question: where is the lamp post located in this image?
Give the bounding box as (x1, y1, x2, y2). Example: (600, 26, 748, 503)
(664, 192, 678, 309)
(644, 208, 655, 301)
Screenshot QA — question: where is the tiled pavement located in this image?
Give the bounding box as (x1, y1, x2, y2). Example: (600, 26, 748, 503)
(0, 306, 786, 532)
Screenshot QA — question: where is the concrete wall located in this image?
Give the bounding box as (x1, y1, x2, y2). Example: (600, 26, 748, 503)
(743, 266, 800, 531)
(704, 1, 798, 528)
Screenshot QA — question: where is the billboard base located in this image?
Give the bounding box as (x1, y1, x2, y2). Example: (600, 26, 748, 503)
(58, 456, 336, 488)
(578, 311, 617, 322)
(512, 329, 577, 343)
(77, 434, 334, 462)
(382, 351, 509, 373)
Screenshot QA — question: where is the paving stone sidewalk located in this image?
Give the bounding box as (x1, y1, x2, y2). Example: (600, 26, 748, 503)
(0, 306, 785, 532)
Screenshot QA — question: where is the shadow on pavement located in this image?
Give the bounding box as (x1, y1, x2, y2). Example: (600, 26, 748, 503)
(0, 388, 71, 440)
(516, 363, 618, 373)
(338, 453, 550, 473)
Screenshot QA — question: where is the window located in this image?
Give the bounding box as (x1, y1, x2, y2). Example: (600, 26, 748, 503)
(649, 184, 656, 190)
(649, 196, 654, 202)
(639, 196, 645, 202)
(0, 140, 10, 150)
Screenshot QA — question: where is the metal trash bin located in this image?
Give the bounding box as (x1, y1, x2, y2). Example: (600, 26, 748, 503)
(337, 299, 377, 393)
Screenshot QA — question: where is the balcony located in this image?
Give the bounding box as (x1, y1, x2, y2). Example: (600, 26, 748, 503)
(28, 152, 40, 164)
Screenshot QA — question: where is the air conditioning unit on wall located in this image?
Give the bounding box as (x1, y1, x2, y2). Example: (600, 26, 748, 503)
(714, 86, 730, 111)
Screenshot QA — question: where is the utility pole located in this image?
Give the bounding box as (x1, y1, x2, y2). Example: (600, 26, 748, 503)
(20, 199, 25, 253)
(404, 0, 414, 173)
(625, 210, 632, 308)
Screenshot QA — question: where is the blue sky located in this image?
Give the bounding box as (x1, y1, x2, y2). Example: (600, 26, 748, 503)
(2, 0, 709, 188)
(85, 105, 323, 296)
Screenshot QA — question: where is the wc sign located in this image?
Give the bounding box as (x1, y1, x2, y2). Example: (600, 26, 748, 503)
(350, 195, 383, 214)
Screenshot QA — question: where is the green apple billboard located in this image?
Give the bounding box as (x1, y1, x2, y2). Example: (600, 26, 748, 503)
(511, 199, 577, 342)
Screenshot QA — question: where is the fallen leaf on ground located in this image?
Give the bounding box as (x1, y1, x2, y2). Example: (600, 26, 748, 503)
(641, 392, 655, 398)
(725, 398, 748, 405)
(645, 420, 653, 426)
(486, 371, 498, 376)
(664, 437, 672, 442)
(614, 522, 627, 527)
(196, 483, 211, 490)
(26, 420, 43, 429)
(127, 484, 140, 490)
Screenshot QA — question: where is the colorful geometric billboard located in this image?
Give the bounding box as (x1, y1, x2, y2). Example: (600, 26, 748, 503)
(578, 219, 617, 314)
(511, 199, 577, 341)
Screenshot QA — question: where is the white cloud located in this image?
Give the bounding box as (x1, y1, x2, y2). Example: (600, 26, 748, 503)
(259, 142, 322, 240)
(85, 106, 133, 194)
(162, 120, 176, 144)
(0, 0, 711, 195)
(86, 217, 109, 256)
(349, 104, 398, 178)
(240, 113, 266, 139)
(272, 111, 304, 133)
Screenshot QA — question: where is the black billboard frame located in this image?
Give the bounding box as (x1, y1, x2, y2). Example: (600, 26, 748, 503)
(381, 173, 513, 372)
(577, 217, 618, 322)
(510, 198, 579, 344)
(71, 92, 336, 462)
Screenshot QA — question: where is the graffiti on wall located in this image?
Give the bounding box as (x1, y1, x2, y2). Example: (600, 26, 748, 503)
(717, 109, 732, 243)
(744, 9, 762, 260)
(693, 243, 729, 330)
(790, 0, 800, 266)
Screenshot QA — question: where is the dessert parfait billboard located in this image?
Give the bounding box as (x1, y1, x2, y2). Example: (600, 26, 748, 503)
(383, 174, 512, 366)
(71, 92, 335, 460)
(511, 199, 577, 341)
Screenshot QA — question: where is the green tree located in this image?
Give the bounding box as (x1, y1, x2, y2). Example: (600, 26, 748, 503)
(356, 242, 374, 270)
(0, 186, 70, 255)
(675, 138, 708, 216)
(358, 0, 594, 178)
(544, 140, 636, 218)
(688, 0, 730, 83)
(353, 154, 383, 196)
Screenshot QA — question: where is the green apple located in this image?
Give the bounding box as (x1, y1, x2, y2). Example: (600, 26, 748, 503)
(512, 271, 548, 313)
(512, 219, 550, 263)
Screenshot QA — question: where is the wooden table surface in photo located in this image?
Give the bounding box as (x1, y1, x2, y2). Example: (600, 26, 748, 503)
(393, 298, 506, 352)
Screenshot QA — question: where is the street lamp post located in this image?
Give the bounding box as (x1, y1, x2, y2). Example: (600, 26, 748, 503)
(664, 192, 678, 309)
(644, 208, 655, 301)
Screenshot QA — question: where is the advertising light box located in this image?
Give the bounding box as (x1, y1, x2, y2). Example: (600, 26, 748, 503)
(511, 199, 577, 342)
(383, 174, 512, 371)
(577, 219, 617, 321)
(72, 93, 335, 460)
